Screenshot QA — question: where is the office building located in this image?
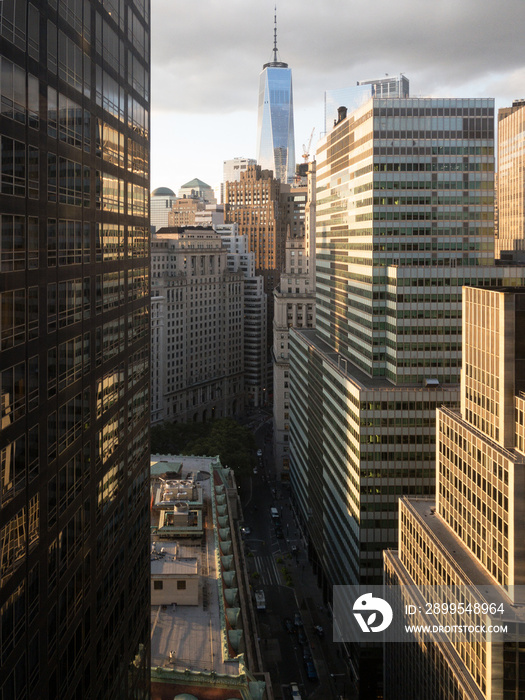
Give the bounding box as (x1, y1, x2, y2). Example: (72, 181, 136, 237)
(151, 186, 177, 233)
(324, 74, 409, 135)
(496, 99, 525, 259)
(0, 2, 151, 698)
(150, 228, 245, 424)
(215, 223, 267, 407)
(273, 165, 316, 479)
(384, 286, 525, 699)
(256, 12, 295, 183)
(221, 157, 257, 203)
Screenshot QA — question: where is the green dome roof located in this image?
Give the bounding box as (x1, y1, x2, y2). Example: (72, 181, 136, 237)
(151, 187, 175, 196)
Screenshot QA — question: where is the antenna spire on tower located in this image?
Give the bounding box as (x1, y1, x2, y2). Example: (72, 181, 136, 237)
(273, 5, 278, 62)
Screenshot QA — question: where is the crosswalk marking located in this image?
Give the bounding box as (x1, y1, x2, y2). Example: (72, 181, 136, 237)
(253, 555, 281, 586)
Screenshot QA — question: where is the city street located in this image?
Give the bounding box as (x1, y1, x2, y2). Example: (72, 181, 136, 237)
(238, 417, 353, 699)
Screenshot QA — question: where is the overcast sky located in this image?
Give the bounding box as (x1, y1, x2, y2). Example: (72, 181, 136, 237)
(150, 0, 525, 195)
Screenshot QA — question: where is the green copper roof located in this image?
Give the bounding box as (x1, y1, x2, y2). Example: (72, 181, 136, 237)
(180, 178, 211, 189)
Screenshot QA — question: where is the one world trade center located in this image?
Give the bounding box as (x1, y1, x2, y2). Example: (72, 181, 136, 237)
(256, 12, 296, 184)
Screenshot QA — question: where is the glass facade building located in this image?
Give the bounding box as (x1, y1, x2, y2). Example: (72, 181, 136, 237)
(256, 62, 295, 184)
(0, 1, 151, 698)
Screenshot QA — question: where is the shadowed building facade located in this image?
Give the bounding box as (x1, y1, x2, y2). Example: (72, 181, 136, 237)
(0, 2, 151, 698)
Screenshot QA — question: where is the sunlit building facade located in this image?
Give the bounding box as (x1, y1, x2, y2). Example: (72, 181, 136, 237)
(0, 2, 151, 698)
(385, 286, 525, 699)
(495, 100, 525, 259)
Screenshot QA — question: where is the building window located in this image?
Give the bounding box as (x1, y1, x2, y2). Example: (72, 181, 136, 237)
(153, 580, 163, 590)
(177, 580, 186, 590)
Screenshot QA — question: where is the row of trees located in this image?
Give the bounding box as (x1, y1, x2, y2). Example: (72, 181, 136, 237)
(150, 418, 257, 477)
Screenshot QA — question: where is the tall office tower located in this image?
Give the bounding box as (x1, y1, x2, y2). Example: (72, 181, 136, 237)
(225, 164, 285, 349)
(495, 100, 525, 259)
(256, 12, 295, 184)
(290, 96, 522, 591)
(384, 286, 525, 700)
(215, 223, 268, 407)
(222, 157, 257, 203)
(324, 75, 409, 135)
(0, 2, 151, 699)
(273, 166, 316, 480)
(150, 228, 245, 424)
(150, 186, 176, 233)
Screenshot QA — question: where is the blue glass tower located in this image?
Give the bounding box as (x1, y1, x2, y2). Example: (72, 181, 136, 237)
(256, 12, 295, 183)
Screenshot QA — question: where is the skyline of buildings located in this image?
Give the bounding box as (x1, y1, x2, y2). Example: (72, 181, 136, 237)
(0, 2, 152, 698)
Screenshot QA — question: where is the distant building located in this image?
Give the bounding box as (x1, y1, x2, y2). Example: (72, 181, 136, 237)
(385, 286, 525, 699)
(177, 177, 217, 203)
(256, 11, 295, 183)
(324, 74, 409, 134)
(150, 228, 245, 424)
(151, 186, 177, 233)
(215, 223, 268, 407)
(222, 157, 257, 202)
(150, 455, 269, 700)
(496, 99, 525, 259)
(273, 166, 316, 479)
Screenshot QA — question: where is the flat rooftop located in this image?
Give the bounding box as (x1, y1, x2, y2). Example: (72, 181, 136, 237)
(404, 498, 525, 617)
(150, 455, 243, 676)
(294, 328, 458, 392)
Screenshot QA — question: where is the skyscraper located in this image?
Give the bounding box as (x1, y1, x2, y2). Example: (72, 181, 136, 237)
(0, 3, 151, 698)
(256, 11, 295, 183)
(385, 285, 525, 699)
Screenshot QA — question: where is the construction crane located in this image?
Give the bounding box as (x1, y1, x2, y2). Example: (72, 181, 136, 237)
(302, 128, 315, 163)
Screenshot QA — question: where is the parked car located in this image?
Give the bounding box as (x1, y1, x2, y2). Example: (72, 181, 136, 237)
(306, 661, 318, 681)
(302, 645, 312, 662)
(275, 525, 284, 539)
(257, 449, 262, 457)
(297, 628, 307, 646)
(294, 612, 303, 627)
(314, 625, 324, 638)
(283, 617, 294, 633)
(253, 467, 258, 475)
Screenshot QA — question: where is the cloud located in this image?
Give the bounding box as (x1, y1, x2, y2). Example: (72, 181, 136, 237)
(151, 0, 525, 114)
